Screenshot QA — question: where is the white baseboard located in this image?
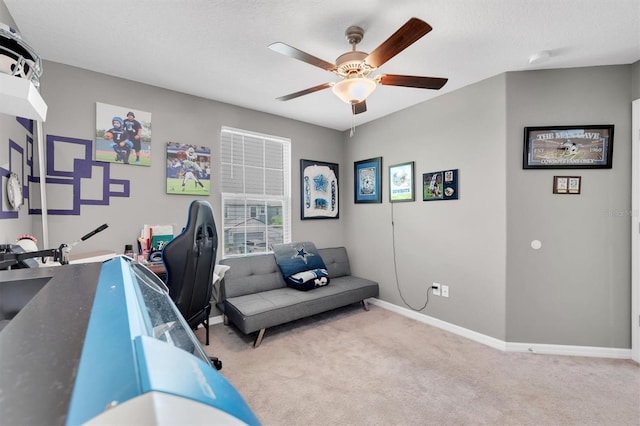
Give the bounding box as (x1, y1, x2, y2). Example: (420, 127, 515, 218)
(367, 298, 632, 359)
(505, 342, 632, 359)
(210, 315, 224, 325)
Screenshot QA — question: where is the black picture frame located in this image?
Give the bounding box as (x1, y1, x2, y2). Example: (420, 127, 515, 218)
(389, 161, 415, 203)
(300, 159, 339, 220)
(423, 169, 459, 201)
(354, 157, 382, 204)
(523, 125, 614, 169)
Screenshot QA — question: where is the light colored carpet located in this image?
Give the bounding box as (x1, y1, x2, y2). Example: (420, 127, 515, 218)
(196, 304, 640, 426)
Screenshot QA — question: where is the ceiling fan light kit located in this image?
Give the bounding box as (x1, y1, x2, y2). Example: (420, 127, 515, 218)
(269, 17, 448, 116)
(332, 77, 376, 104)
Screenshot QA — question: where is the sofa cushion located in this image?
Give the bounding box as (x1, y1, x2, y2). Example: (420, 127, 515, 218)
(223, 274, 379, 334)
(272, 242, 330, 291)
(219, 254, 286, 298)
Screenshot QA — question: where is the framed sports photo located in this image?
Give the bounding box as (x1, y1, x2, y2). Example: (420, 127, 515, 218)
(354, 157, 382, 204)
(423, 169, 459, 201)
(523, 125, 614, 169)
(95, 102, 152, 166)
(389, 161, 415, 202)
(300, 159, 339, 220)
(165, 142, 211, 195)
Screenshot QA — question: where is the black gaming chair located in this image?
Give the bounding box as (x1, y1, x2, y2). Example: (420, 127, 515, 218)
(162, 200, 217, 346)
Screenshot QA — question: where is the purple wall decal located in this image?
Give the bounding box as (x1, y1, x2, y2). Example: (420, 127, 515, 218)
(1, 117, 131, 218)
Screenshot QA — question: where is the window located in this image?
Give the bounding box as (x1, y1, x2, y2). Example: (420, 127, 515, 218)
(220, 127, 291, 257)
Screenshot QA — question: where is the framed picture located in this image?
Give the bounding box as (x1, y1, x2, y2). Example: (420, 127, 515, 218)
(523, 125, 614, 169)
(300, 159, 339, 220)
(389, 161, 415, 202)
(165, 142, 211, 195)
(95, 102, 152, 166)
(553, 176, 581, 194)
(423, 169, 459, 201)
(354, 157, 382, 203)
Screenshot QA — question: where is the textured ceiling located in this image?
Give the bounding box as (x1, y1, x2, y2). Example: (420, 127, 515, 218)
(4, 0, 639, 131)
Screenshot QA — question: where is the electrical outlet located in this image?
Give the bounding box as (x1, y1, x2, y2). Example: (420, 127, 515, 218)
(442, 284, 449, 298)
(432, 283, 441, 296)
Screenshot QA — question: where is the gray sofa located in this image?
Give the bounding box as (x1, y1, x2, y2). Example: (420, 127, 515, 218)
(217, 246, 378, 347)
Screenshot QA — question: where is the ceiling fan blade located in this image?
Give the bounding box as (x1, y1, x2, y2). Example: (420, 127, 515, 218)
(352, 100, 367, 115)
(364, 18, 433, 69)
(268, 42, 336, 72)
(276, 83, 333, 101)
(378, 74, 448, 90)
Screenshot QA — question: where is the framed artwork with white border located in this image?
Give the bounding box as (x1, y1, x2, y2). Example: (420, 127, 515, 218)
(95, 102, 152, 166)
(389, 161, 415, 202)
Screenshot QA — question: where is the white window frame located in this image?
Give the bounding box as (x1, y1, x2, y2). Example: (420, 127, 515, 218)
(220, 126, 291, 258)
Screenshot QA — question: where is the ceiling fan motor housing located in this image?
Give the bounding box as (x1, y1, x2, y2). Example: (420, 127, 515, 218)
(335, 51, 371, 78)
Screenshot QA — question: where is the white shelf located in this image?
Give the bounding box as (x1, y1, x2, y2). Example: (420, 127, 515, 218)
(0, 72, 47, 121)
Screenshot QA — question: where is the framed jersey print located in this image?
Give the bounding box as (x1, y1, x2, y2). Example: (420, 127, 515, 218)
(300, 159, 339, 219)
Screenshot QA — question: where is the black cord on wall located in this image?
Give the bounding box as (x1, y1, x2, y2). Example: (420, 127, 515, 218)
(391, 202, 431, 311)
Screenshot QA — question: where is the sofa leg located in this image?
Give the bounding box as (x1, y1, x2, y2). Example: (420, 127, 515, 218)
(362, 299, 369, 311)
(253, 328, 265, 348)
(223, 314, 229, 325)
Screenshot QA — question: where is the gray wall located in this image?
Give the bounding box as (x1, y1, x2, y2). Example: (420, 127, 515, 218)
(505, 66, 632, 347)
(0, 114, 35, 239)
(0, 0, 34, 240)
(344, 75, 508, 340)
(1, 61, 346, 254)
(346, 65, 633, 348)
(0, 0, 14, 27)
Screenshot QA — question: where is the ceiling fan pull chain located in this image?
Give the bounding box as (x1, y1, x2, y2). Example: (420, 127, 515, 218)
(350, 113, 355, 137)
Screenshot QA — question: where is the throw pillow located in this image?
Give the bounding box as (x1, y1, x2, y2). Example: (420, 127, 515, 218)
(272, 241, 330, 291)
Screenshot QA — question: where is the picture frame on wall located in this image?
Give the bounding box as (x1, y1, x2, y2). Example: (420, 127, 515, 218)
(389, 161, 415, 202)
(300, 159, 339, 220)
(165, 142, 211, 195)
(423, 169, 459, 201)
(354, 157, 382, 204)
(95, 102, 152, 166)
(553, 175, 581, 194)
(523, 124, 614, 169)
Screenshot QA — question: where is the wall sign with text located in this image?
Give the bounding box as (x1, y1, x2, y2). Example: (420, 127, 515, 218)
(523, 125, 614, 169)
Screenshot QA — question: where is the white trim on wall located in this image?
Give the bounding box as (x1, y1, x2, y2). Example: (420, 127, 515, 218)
(632, 98, 640, 364)
(369, 298, 632, 360)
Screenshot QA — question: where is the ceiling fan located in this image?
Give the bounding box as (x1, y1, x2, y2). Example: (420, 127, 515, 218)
(268, 17, 448, 115)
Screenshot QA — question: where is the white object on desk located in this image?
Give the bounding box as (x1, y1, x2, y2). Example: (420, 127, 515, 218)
(68, 250, 117, 264)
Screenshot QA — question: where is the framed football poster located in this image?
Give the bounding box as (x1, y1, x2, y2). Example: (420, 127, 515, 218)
(354, 157, 382, 203)
(389, 161, 415, 202)
(423, 169, 459, 201)
(523, 125, 614, 169)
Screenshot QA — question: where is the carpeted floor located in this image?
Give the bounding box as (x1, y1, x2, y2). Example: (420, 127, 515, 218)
(196, 304, 640, 426)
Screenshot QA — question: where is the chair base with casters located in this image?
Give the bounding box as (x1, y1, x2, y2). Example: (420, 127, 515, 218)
(209, 356, 222, 370)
